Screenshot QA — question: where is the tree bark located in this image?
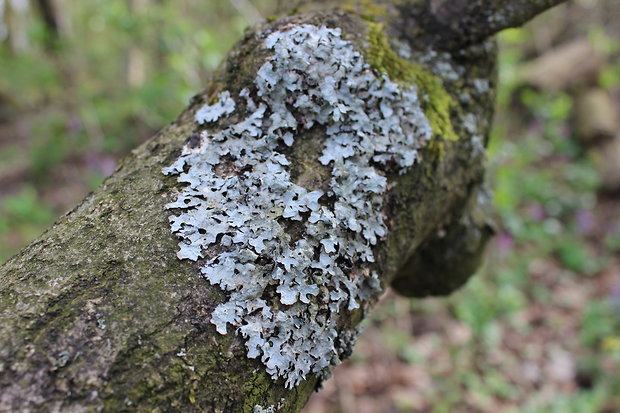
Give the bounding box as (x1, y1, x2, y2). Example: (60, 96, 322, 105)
(0, 1, 566, 412)
(410, 0, 569, 50)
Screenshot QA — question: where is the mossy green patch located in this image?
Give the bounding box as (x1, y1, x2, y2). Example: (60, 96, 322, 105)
(241, 371, 273, 413)
(365, 22, 458, 155)
(342, 0, 388, 20)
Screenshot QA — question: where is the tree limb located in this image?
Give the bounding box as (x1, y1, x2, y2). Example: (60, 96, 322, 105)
(405, 0, 569, 50)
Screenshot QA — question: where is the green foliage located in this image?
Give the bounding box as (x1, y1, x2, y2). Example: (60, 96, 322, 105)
(1, 0, 260, 167)
(0, 0, 275, 264)
(514, 386, 607, 413)
(0, 186, 55, 263)
(0, 50, 60, 105)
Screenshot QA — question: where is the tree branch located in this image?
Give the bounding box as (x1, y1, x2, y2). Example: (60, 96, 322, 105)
(290, 1, 569, 51)
(408, 0, 569, 50)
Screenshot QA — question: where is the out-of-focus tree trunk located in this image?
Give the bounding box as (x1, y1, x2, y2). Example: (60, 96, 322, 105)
(4, 0, 30, 53)
(0, 0, 568, 412)
(34, 0, 59, 50)
(125, 0, 147, 88)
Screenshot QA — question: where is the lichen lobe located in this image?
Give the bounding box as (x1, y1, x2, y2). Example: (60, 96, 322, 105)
(163, 24, 432, 388)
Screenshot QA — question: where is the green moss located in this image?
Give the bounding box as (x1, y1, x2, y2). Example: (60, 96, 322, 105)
(241, 372, 273, 413)
(342, 0, 388, 21)
(365, 22, 458, 155)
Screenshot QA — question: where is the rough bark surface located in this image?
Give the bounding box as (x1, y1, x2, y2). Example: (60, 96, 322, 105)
(412, 0, 568, 50)
(0, 1, 566, 412)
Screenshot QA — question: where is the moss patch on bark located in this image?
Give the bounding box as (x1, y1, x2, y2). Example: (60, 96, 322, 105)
(365, 21, 458, 150)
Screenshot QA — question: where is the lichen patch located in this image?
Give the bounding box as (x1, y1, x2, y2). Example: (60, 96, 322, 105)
(195, 91, 236, 125)
(254, 404, 275, 413)
(164, 24, 432, 388)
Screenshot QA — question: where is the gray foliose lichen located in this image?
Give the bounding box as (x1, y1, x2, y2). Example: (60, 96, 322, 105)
(253, 404, 275, 413)
(163, 24, 432, 388)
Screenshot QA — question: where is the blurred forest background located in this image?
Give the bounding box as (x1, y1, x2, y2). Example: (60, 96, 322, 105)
(0, 0, 619, 412)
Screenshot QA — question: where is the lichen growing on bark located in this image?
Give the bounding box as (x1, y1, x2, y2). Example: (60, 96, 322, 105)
(195, 91, 236, 125)
(254, 404, 276, 413)
(365, 21, 458, 145)
(164, 23, 433, 388)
